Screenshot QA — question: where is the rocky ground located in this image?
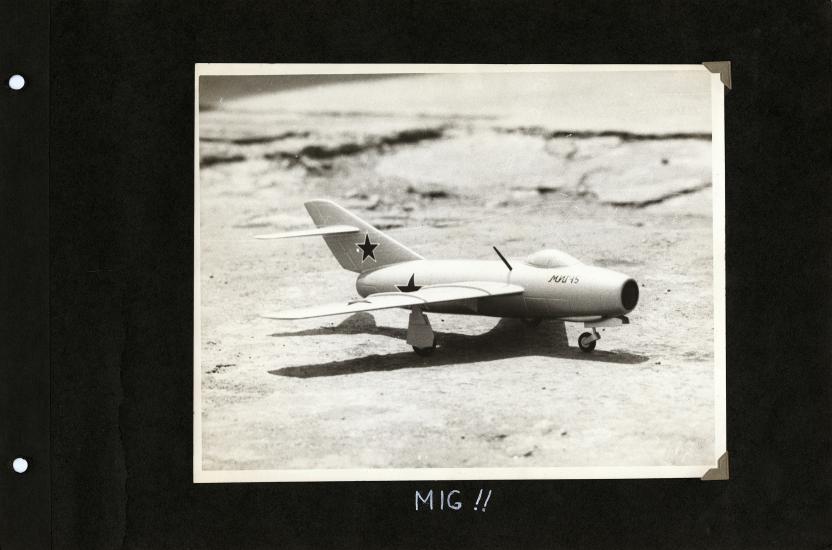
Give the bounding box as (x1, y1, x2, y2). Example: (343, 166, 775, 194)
(197, 73, 716, 472)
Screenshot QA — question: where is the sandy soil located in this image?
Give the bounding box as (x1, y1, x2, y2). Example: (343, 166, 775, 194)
(197, 73, 715, 471)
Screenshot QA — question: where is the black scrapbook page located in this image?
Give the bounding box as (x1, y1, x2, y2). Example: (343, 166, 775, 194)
(1, 2, 830, 549)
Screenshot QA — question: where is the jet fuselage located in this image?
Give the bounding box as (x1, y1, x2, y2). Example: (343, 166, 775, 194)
(356, 259, 638, 320)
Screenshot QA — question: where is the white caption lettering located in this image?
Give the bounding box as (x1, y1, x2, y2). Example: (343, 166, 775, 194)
(414, 489, 491, 512)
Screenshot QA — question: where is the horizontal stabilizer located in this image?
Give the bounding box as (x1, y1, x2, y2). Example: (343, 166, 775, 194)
(264, 281, 524, 320)
(254, 224, 359, 240)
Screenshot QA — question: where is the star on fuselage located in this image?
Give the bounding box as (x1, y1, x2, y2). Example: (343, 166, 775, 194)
(356, 233, 378, 262)
(396, 274, 422, 293)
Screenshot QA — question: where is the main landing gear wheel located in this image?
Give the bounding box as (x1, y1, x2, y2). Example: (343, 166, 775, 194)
(522, 318, 542, 327)
(407, 306, 436, 356)
(578, 332, 597, 353)
(412, 340, 437, 356)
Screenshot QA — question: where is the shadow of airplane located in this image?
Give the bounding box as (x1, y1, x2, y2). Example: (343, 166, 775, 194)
(269, 313, 649, 378)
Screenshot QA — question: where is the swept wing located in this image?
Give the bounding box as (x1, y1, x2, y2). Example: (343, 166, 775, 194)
(264, 281, 524, 320)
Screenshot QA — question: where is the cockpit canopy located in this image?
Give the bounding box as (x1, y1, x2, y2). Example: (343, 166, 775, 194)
(524, 248, 582, 268)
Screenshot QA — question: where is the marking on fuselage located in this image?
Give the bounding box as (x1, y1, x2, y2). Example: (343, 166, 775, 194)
(548, 274, 579, 284)
(396, 274, 422, 293)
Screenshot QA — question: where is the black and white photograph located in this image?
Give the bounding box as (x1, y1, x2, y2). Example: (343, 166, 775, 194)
(8, 2, 830, 546)
(194, 64, 726, 482)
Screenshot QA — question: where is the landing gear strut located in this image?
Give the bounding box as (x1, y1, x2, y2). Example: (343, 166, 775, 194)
(408, 306, 436, 355)
(578, 328, 600, 353)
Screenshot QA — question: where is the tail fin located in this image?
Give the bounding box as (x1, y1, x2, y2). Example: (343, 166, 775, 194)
(304, 200, 423, 272)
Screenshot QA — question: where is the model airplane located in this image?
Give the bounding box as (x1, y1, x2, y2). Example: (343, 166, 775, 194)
(258, 200, 639, 355)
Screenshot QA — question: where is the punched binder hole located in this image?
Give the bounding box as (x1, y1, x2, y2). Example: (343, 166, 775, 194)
(12, 457, 28, 473)
(8, 74, 25, 90)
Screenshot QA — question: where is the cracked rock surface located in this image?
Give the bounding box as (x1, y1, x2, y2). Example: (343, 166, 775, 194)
(198, 73, 716, 471)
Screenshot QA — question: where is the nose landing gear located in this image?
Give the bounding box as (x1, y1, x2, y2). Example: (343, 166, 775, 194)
(578, 328, 600, 353)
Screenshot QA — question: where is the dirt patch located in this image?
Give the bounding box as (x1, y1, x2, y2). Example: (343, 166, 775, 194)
(496, 126, 711, 142)
(201, 154, 246, 167)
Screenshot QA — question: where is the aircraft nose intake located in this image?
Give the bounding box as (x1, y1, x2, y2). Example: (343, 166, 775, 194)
(621, 278, 639, 311)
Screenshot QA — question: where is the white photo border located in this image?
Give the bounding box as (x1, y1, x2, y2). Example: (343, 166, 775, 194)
(193, 63, 727, 483)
